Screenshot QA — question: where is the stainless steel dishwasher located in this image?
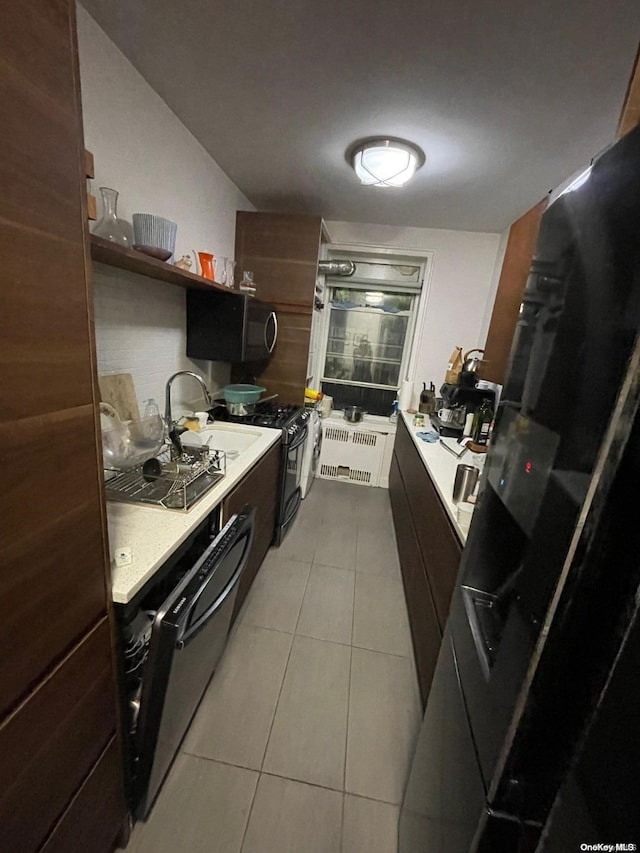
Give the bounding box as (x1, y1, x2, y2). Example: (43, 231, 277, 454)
(133, 506, 255, 818)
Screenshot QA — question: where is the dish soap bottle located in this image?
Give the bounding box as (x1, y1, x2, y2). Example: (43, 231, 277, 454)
(389, 399, 399, 423)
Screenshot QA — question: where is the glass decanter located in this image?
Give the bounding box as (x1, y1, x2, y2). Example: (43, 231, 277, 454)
(93, 187, 131, 246)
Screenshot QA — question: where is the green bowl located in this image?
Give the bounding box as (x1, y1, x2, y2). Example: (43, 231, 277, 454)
(222, 384, 267, 404)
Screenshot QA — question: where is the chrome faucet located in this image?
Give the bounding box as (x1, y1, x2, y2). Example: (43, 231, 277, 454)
(164, 371, 213, 431)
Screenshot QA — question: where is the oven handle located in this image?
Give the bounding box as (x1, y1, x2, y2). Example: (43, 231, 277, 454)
(177, 518, 255, 649)
(288, 425, 308, 452)
(265, 311, 278, 354)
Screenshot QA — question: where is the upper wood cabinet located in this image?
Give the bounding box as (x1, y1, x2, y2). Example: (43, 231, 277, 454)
(479, 198, 548, 385)
(234, 212, 325, 403)
(235, 211, 324, 310)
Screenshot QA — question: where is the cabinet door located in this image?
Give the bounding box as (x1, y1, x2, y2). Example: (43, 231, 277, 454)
(0, 619, 117, 853)
(40, 737, 126, 853)
(0, 0, 111, 717)
(235, 212, 323, 309)
(390, 455, 442, 707)
(234, 212, 323, 403)
(222, 443, 281, 620)
(480, 198, 547, 385)
(394, 417, 462, 631)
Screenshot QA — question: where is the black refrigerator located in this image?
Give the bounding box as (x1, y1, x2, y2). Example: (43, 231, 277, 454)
(399, 123, 640, 853)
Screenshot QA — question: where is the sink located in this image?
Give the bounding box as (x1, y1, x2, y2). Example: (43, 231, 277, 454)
(182, 423, 261, 461)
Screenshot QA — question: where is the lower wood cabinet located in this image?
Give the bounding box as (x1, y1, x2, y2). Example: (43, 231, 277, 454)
(0, 618, 122, 853)
(40, 737, 126, 853)
(223, 442, 281, 621)
(390, 417, 463, 707)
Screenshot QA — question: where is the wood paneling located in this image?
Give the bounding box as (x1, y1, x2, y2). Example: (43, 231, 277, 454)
(0, 1, 126, 849)
(234, 212, 324, 403)
(0, 619, 116, 853)
(479, 198, 548, 385)
(245, 310, 313, 404)
(91, 235, 231, 293)
(389, 456, 441, 707)
(0, 406, 108, 717)
(224, 443, 281, 621)
(0, 221, 95, 423)
(618, 44, 640, 138)
(40, 737, 126, 853)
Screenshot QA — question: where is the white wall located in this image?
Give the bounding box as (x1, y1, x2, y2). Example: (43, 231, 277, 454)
(325, 221, 504, 393)
(77, 6, 254, 412)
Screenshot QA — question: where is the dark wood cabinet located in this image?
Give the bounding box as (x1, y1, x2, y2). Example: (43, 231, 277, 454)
(0, 1, 126, 850)
(480, 198, 547, 386)
(390, 417, 463, 707)
(234, 212, 325, 403)
(222, 442, 281, 621)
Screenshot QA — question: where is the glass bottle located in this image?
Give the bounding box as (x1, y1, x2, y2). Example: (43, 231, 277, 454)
(471, 398, 494, 447)
(93, 187, 131, 247)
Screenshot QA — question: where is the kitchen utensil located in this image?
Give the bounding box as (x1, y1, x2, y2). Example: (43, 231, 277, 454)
(99, 372, 140, 421)
(93, 187, 131, 246)
(225, 258, 236, 288)
(222, 383, 267, 404)
(437, 405, 466, 427)
(344, 405, 366, 423)
(101, 413, 165, 470)
(452, 464, 480, 503)
(197, 252, 215, 280)
(462, 349, 485, 374)
(217, 256, 228, 285)
(132, 214, 177, 261)
(419, 382, 436, 414)
(459, 348, 486, 387)
(212, 393, 278, 417)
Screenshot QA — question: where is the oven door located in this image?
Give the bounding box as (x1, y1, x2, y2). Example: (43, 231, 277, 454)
(135, 507, 255, 818)
(276, 425, 307, 541)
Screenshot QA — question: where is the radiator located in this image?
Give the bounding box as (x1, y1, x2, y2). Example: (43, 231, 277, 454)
(318, 422, 388, 487)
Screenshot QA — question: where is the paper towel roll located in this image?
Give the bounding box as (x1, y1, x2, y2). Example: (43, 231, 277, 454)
(398, 380, 414, 410)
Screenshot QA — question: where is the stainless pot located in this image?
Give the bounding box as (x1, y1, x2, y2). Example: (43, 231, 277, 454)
(213, 394, 278, 417)
(344, 405, 366, 423)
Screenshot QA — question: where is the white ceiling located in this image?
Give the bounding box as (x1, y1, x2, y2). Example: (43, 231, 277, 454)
(80, 0, 640, 233)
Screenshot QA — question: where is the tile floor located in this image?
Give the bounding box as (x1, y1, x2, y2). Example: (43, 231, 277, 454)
(126, 479, 422, 853)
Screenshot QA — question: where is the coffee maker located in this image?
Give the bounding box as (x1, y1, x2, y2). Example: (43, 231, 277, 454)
(431, 382, 498, 437)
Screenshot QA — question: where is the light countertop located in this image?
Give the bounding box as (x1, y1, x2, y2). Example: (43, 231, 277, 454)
(107, 425, 280, 605)
(399, 411, 486, 544)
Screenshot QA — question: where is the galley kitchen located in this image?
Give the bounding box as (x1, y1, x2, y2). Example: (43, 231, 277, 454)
(2, 2, 640, 852)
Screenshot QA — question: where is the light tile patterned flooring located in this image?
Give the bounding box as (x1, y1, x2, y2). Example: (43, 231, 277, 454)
(127, 479, 421, 853)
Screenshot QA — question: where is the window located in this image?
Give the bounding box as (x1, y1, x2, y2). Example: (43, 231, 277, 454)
(318, 256, 424, 416)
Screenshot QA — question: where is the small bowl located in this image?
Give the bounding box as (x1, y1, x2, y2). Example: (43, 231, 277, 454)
(132, 213, 177, 259)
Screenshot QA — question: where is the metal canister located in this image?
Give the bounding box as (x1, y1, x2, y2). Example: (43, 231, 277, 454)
(452, 464, 480, 504)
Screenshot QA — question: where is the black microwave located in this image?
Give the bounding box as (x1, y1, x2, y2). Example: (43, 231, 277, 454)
(186, 290, 278, 363)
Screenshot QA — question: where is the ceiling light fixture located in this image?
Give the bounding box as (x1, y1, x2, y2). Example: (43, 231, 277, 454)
(350, 138, 425, 188)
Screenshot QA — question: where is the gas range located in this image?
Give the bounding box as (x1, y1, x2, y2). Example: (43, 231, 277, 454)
(214, 403, 309, 444)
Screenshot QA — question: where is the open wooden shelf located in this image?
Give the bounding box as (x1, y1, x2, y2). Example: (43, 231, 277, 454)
(89, 234, 231, 293)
